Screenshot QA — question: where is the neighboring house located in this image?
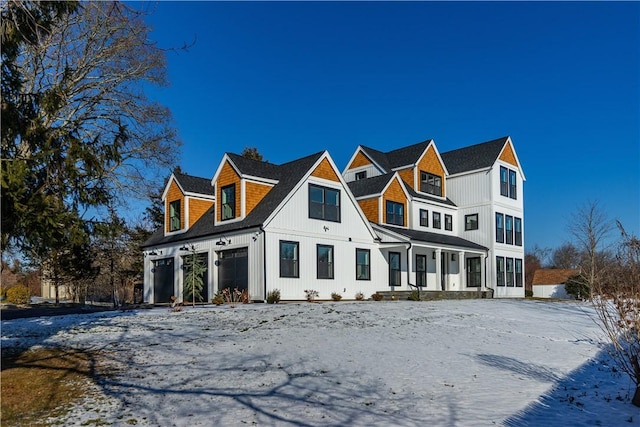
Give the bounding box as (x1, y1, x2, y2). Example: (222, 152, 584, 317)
(142, 136, 526, 303)
(532, 269, 580, 299)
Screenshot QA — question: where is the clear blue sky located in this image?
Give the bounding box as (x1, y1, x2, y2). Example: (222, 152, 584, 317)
(141, 1, 639, 252)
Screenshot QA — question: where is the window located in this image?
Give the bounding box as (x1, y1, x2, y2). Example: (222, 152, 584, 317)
(169, 200, 181, 231)
(355, 171, 367, 181)
(514, 217, 522, 246)
(279, 241, 299, 278)
(221, 184, 235, 220)
(515, 258, 523, 287)
(506, 258, 514, 287)
(420, 209, 428, 227)
(389, 252, 401, 287)
(420, 172, 442, 196)
(317, 244, 334, 279)
(505, 215, 513, 245)
(509, 170, 517, 199)
(386, 201, 404, 226)
(465, 214, 479, 231)
(445, 214, 452, 231)
(309, 184, 340, 222)
(500, 166, 509, 197)
(356, 249, 370, 280)
(496, 213, 504, 243)
(433, 212, 441, 229)
(467, 257, 482, 288)
(416, 254, 427, 288)
(496, 256, 505, 286)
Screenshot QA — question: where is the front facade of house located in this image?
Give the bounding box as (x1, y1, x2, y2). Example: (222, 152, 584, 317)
(142, 136, 526, 303)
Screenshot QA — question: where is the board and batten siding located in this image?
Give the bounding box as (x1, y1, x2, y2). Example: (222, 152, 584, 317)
(343, 164, 381, 182)
(446, 170, 492, 207)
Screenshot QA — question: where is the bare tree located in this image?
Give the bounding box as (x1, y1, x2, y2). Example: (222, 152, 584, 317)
(550, 242, 581, 269)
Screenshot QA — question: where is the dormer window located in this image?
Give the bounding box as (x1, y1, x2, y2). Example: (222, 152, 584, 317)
(420, 171, 442, 196)
(355, 171, 367, 180)
(169, 200, 181, 231)
(221, 184, 235, 220)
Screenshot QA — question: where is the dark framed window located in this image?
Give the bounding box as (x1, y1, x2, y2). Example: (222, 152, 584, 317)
(505, 215, 513, 245)
(279, 241, 299, 278)
(317, 244, 334, 279)
(496, 213, 504, 243)
(389, 252, 401, 287)
(356, 248, 370, 280)
(420, 209, 428, 227)
(445, 214, 452, 231)
(496, 256, 505, 286)
(420, 171, 442, 196)
(355, 171, 367, 181)
(221, 184, 235, 220)
(309, 184, 341, 222)
(509, 169, 517, 199)
(506, 257, 514, 287)
(467, 257, 482, 288)
(465, 214, 478, 231)
(515, 258, 523, 287)
(514, 217, 522, 246)
(500, 166, 509, 197)
(386, 201, 404, 226)
(433, 212, 441, 229)
(169, 200, 181, 231)
(416, 254, 427, 288)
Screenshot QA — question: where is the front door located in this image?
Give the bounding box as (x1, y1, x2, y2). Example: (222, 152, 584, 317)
(153, 258, 174, 303)
(218, 247, 248, 292)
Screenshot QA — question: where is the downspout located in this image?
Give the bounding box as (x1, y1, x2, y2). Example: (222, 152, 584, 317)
(260, 226, 267, 303)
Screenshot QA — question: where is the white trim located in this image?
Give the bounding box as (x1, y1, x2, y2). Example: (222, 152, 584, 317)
(161, 173, 182, 201)
(243, 175, 279, 185)
(498, 137, 526, 181)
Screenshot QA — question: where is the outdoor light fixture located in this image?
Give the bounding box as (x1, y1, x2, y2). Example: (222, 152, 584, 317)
(432, 252, 436, 259)
(215, 235, 231, 246)
(148, 250, 158, 256)
(179, 245, 189, 251)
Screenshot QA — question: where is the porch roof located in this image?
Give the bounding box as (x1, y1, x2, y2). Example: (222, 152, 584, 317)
(373, 224, 488, 252)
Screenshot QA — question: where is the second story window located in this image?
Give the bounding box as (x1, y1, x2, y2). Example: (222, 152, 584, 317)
(465, 214, 478, 230)
(309, 184, 340, 222)
(445, 214, 452, 231)
(420, 209, 428, 227)
(500, 166, 518, 199)
(169, 200, 181, 231)
(496, 213, 504, 243)
(505, 215, 513, 245)
(355, 171, 367, 180)
(433, 212, 441, 229)
(386, 201, 404, 226)
(420, 172, 442, 196)
(221, 184, 235, 220)
(515, 217, 522, 246)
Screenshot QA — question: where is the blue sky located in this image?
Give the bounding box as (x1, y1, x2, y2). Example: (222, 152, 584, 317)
(141, 1, 639, 252)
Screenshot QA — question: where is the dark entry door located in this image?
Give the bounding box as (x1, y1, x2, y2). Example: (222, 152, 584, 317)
(153, 258, 174, 303)
(218, 248, 248, 292)
(183, 253, 209, 303)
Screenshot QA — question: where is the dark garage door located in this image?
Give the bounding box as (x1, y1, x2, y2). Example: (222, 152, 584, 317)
(218, 248, 248, 292)
(153, 258, 174, 304)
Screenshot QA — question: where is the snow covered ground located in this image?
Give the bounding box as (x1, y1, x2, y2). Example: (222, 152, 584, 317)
(2, 299, 638, 426)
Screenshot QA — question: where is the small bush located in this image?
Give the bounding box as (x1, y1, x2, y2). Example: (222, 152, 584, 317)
(331, 292, 342, 301)
(525, 290, 533, 298)
(212, 293, 224, 306)
(565, 274, 590, 300)
(304, 289, 319, 302)
(371, 292, 383, 301)
(6, 285, 30, 305)
(267, 289, 281, 304)
(408, 289, 421, 301)
(354, 291, 364, 301)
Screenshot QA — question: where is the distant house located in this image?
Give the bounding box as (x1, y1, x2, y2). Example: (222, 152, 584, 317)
(532, 269, 580, 299)
(142, 135, 526, 303)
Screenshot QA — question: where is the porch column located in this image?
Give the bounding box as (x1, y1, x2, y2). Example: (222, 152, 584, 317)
(459, 251, 466, 289)
(481, 253, 487, 291)
(435, 249, 442, 291)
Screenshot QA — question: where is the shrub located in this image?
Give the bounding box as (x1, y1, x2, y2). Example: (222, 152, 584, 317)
(212, 293, 224, 306)
(565, 274, 590, 300)
(6, 285, 30, 305)
(267, 289, 281, 304)
(331, 292, 342, 301)
(525, 290, 533, 298)
(408, 289, 421, 301)
(354, 291, 364, 301)
(221, 288, 247, 308)
(371, 292, 383, 301)
(304, 289, 319, 302)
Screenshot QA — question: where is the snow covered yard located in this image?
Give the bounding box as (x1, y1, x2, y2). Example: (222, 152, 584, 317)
(2, 299, 638, 426)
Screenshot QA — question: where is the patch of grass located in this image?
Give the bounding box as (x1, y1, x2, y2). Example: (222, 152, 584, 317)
(1, 347, 103, 426)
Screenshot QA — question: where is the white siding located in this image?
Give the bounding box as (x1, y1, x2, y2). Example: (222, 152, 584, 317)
(446, 169, 492, 207)
(533, 284, 572, 299)
(343, 165, 383, 183)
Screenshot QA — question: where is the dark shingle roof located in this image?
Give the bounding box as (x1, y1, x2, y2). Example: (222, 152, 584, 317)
(360, 140, 432, 172)
(440, 136, 509, 175)
(375, 224, 487, 251)
(226, 153, 281, 180)
(174, 172, 214, 196)
(347, 173, 395, 198)
(143, 152, 324, 247)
